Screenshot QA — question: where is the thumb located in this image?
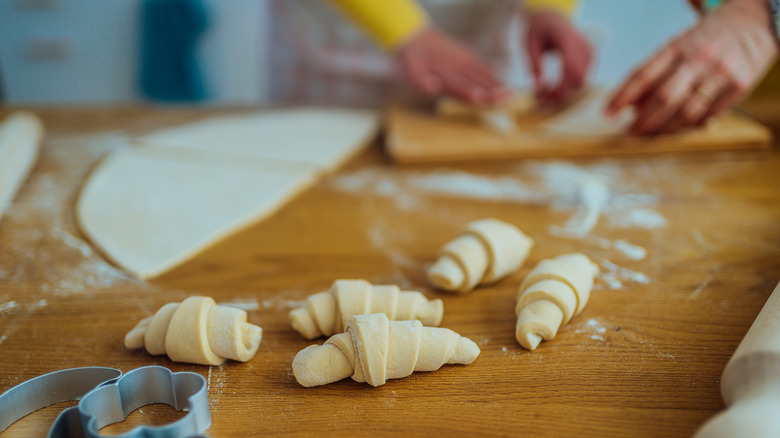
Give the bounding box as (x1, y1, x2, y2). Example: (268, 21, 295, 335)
(526, 31, 545, 91)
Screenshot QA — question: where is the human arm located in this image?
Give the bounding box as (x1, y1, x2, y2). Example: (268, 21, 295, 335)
(605, 0, 779, 136)
(524, 0, 593, 106)
(324, 0, 508, 105)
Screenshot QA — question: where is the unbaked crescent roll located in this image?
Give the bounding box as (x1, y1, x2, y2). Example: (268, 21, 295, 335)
(289, 279, 443, 339)
(293, 313, 480, 387)
(515, 253, 599, 350)
(125, 296, 262, 365)
(427, 218, 533, 293)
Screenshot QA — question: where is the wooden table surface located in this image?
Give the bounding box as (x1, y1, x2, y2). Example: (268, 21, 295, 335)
(1, 104, 779, 437)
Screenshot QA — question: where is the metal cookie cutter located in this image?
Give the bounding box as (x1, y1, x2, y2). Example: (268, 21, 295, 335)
(0, 365, 210, 438)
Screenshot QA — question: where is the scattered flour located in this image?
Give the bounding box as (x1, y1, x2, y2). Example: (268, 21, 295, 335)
(689, 275, 713, 299)
(574, 318, 608, 341)
(221, 298, 260, 311)
(598, 259, 651, 290)
(261, 297, 306, 311)
(0, 301, 19, 314)
(331, 161, 659, 282)
(207, 364, 227, 409)
(30, 299, 47, 310)
(331, 162, 665, 241)
(0, 132, 135, 295)
(51, 220, 93, 258)
(367, 221, 420, 270)
(613, 240, 647, 260)
(609, 207, 667, 229)
(589, 235, 647, 261)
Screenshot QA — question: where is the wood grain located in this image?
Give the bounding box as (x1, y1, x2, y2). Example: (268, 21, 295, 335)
(0, 104, 779, 437)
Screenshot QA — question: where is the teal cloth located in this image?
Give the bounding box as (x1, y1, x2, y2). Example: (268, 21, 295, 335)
(140, 0, 209, 102)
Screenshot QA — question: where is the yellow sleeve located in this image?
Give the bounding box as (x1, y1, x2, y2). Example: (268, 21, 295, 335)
(324, 0, 429, 51)
(524, 0, 578, 16)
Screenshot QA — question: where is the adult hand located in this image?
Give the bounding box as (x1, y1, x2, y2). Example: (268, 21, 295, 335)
(526, 9, 593, 107)
(606, 0, 779, 136)
(396, 26, 510, 105)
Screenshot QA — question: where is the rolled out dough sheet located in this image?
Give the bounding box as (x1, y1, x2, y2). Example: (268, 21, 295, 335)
(0, 112, 43, 223)
(137, 108, 379, 170)
(541, 89, 633, 137)
(77, 107, 379, 279)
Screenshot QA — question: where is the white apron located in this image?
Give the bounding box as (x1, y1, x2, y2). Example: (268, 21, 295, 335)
(268, 0, 522, 107)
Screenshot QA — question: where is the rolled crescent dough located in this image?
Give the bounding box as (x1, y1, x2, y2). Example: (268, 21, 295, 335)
(125, 296, 263, 365)
(77, 108, 379, 279)
(427, 218, 534, 293)
(0, 112, 44, 223)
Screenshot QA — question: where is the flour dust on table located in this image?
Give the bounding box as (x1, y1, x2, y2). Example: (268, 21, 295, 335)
(330, 160, 665, 290)
(0, 131, 136, 294)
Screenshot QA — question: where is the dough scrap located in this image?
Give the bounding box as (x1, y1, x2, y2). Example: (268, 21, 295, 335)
(515, 253, 599, 350)
(125, 296, 262, 365)
(427, 218, 534, 293)
(289, 279, 444, 339)
(292, 313, 480, 387)
(0, 111, 43, 223)
(541, 89, 633, 137)
(435, 94, 534, 135)
(77, 108, 379, 279)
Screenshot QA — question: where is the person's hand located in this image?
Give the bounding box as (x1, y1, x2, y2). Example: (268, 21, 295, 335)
(526, 9, 593, 107)
(396, 26, 510, 106)
(606, 0, 779, 136)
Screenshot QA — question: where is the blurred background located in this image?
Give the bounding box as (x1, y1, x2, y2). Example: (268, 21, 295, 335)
(0, 0, 712, 105)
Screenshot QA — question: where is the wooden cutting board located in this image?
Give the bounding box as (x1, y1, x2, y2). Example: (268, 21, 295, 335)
(385, 100, 773, 164)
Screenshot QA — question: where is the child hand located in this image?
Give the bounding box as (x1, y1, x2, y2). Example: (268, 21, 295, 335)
(606, 0, 779, 135)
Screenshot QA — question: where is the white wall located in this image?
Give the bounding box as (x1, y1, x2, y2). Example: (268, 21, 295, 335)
(0, 0, 265, 104)
(504, 0, 697, 89)
(0, 0, 697, 104)
(580, 0, 697, 85)
(0, 0, 140, 103)
(199, 0, 266, 104)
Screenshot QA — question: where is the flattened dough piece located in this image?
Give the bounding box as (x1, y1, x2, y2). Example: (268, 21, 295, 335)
(0, 111, 44, 223)
(137, 107, 379, 171)
(77, 108, 379, 279)
(77, 145, 317, 279)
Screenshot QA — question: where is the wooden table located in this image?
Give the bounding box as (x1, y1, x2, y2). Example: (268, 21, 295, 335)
(1, 104, 779, 437)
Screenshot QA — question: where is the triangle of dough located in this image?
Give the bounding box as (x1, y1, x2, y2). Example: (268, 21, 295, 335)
(137, 107, 378, 170)
(77, 108, 378, 279)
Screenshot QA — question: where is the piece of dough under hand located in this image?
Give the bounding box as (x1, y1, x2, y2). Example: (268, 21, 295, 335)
(427, 218, 533, 293)
(293, 313, 480, 387)
(515, 253, 599, 350)
(125, 296, 262, 365)
(289, 279, 443, 339)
